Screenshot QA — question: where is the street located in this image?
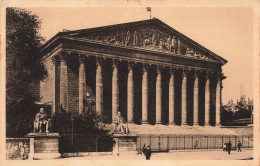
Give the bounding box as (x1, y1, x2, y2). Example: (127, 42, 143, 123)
(60, 149, 253, 160)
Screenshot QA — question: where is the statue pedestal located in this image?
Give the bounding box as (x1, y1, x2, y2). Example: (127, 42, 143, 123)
(112, 134, 138, 156)
(27, 132, 61, 160)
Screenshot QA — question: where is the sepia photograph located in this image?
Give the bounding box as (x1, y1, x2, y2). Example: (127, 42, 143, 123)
(0, 1, 259, 166)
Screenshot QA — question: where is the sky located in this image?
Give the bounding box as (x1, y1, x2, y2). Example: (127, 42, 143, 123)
(27, 7, 253, 104)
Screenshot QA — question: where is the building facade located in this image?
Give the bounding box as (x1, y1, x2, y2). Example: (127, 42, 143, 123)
(39, 18, 227, 126)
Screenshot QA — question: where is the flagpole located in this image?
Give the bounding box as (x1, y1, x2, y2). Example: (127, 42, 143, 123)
(146, 7, 152, 19)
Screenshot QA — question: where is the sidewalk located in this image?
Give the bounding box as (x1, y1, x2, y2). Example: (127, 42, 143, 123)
(60, 149, 253, 160)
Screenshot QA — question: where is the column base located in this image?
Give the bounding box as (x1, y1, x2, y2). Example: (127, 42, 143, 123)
(127, 121, 134, 124)
(214, 124, 221, 127)
(193, 123, 200, 126)
(204, 124, 211, 127)
(155, 122, 162, 125)
(142, 121, 149, 124)
(168, 123, 175, 126)
(181, 123, 188, 126)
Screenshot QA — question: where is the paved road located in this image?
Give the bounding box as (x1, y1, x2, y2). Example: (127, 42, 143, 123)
(61, 149, 253, 160)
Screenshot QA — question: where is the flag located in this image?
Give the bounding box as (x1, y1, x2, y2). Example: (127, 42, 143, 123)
(146, 7, 151, 12)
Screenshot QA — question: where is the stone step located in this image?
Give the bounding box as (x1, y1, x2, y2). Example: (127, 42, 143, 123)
(106, 124, 239, 135)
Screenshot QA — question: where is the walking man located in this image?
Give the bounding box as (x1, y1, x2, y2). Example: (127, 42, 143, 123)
(227, 141, 232, 154)
(237, 141, 242, 152)
(194, 141, 199, 150)
(145, 145, 152, 160)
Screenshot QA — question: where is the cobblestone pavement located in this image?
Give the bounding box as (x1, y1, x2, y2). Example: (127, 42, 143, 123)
(61, 149, 253, 160)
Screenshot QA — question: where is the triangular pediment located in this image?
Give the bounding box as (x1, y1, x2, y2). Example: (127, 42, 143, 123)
(54, 19, 227, 64)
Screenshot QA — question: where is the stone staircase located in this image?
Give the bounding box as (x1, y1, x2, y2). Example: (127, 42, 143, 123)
(105, 124, 238, 136)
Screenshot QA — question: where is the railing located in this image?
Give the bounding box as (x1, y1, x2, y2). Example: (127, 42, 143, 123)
(59, 134, 253, 153)
(136, 134, 253, 152)
(59, 134, 113, 153)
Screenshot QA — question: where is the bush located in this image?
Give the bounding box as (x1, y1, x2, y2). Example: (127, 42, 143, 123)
(52, 109, 109, 135)
(51, 109, 113, 152)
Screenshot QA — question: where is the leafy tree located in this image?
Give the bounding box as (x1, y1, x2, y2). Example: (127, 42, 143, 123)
(6, 7, 47, 137)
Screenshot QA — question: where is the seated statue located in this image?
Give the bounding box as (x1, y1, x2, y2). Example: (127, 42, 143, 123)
(113, 112, 130, 134)
(34, 108, 49, 133)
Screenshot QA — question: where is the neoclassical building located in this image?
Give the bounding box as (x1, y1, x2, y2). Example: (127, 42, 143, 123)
(40, 18, 227, 127)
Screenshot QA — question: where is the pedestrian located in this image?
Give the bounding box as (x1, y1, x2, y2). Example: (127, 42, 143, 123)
(227, 141, 232, 154)
(145, 145, 152, 160)
(194, 141, 199, 150)
(142, 143, 147, 155)
(237, 141, 242, 152)
(223, 142, 227, 151)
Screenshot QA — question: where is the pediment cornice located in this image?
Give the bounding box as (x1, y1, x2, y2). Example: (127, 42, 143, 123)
(40, 18, 227, 65)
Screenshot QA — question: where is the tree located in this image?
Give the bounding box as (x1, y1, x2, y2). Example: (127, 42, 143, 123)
(51, 102, 113, 152)
(6, 8, 47, 137)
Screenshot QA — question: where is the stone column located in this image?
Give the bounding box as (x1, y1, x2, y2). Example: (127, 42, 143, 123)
(181, 68, 188, 126)
(215, 74, 221, 126)
(28, 138, 34, 160)
(177, 38, 181, 54)
(112, 59, 119, 121)
(51, 55, 60, 115)
(96, 56, 103, 115)
(156, 65, 162, 124)
(79, 55, 87, 115)
(169, 67, 176, 125)
(60, 51, 68, 111)
(193, 71, 200, 126)
(142, 64, 149, 124)
(205, 72, 211, 126)
(127, 61, 134, 123)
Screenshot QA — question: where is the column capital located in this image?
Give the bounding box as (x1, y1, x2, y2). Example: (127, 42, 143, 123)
(59, 51, 70, 61)
(156, 65, 163, 75)
(182, 67, 190, 78)
(79, 54, 88, 64)
(112, 58, 120, 69)
(205, 70, 214, 79)
(170, 66, 178, 74)
(216, 72, 223, 81)
(194, 69, 203, 78)
(96, 56, 104, 66)
(128, 61, 135, 71)
(142, 63, 150, 73)
(51, 55, 61, 66)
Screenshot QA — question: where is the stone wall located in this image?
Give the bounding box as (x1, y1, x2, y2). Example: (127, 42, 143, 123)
(40, 56, 53, 105)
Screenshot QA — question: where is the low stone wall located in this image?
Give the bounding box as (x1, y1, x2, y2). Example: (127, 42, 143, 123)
(6, 138, 30, 160)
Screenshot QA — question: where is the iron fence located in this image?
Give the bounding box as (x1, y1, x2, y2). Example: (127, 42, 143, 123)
(136, 134, 253, 152)
(59, 134, 113, 153)
(59, 134, 253, 153)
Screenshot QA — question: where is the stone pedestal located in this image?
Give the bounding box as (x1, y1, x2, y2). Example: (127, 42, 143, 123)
(112, 134, 138, 156)
(27, 133, 61, 160)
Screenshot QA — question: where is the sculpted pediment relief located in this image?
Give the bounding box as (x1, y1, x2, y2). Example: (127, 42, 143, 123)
(70, 25, 211, 60)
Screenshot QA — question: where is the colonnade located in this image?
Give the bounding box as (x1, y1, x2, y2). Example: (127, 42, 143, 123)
(54, 52, 223, 126)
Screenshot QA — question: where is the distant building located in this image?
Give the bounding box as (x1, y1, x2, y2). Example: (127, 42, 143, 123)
(237, 95, 254, 111)
(223, 99, 237, 112)
(224, 95, 253, 112)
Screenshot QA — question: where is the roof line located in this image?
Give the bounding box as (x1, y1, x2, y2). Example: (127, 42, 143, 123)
(40, 18, 227, 64)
